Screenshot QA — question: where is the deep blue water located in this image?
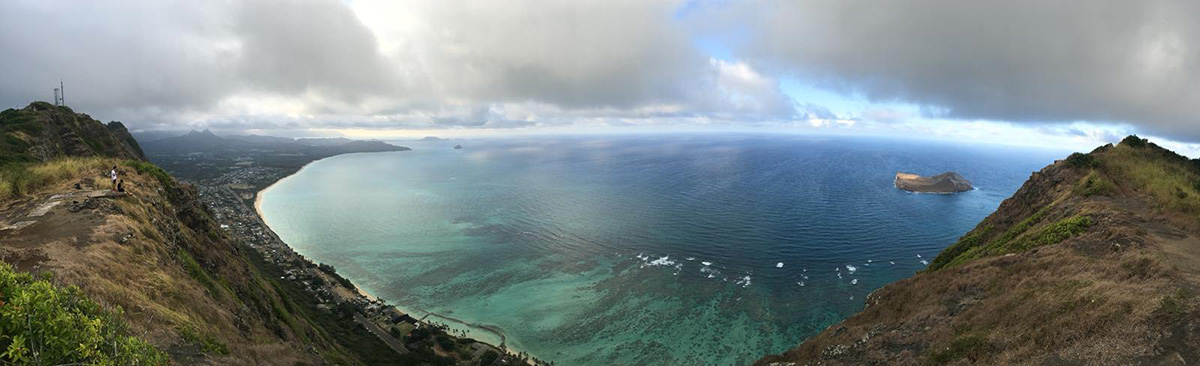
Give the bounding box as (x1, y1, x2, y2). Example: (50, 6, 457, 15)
(260, 134, 1066, 365)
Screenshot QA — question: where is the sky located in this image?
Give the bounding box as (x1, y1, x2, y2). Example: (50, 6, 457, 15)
(1, 0, 1198, 156)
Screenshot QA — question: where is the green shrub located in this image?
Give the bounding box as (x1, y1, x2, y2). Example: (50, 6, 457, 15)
(123, 160, 172, 188)
(927, 225, 992, 271)
(0, 262, 168, 365)
(1007, 215, 1093, 252)
(1120, 135, 1147, 148)
(1064, 152, 1097, 169)
(179, 327, 230, 356)
(1073, 170, 1117, 197)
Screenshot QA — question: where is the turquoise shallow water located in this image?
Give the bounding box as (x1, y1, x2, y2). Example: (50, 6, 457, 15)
(260, 134, 1065, 365)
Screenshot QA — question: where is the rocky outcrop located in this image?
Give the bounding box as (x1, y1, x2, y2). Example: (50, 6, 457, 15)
(0, 102, 145, 162)
(895, 171, 973, 193)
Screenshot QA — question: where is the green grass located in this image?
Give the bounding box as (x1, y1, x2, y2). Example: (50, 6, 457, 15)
(0, 106, 45, 165)
(1104, 138, 1200, 215)
(925, 334, 994, 365)
(1073, 170, 1117, 197)
(179, 326, 230, 356)
(927, 225, 991, 271)
(124, 160, 173, 188)
(177, 249, 226, 301)
(0, 157, 112, 200)
(929, 210, 1092, 271)
(1156, 288, 1194, 319)
(0, 262, 168, 365)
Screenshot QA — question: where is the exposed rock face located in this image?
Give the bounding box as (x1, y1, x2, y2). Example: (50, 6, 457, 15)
(895, 171, 973, 193)
(758, 137, 1200, 365)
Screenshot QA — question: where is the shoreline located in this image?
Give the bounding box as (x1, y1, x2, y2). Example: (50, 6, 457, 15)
(251, 151, 535, 364)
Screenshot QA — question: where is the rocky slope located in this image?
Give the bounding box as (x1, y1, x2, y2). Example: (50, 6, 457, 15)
(758, 136, 1200, 365)
(0, 103, 422, 364)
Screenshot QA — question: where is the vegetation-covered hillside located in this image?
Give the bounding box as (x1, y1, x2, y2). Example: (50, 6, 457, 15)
(0, 103, 396, 364)
(759, 136, 1200, 365)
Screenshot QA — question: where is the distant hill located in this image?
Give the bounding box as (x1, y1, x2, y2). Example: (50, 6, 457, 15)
(142, 129, 406, 156)
(757, 136, 1200, 364)
(418, 136, 445, 141)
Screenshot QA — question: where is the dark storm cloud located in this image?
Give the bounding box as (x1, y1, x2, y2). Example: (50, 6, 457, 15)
(734, 0, 1200, 141)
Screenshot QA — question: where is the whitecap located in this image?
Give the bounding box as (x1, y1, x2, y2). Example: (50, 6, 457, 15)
(845, 265, 858, 272)
(648, 256, 675, 266)
(776, 262, 784, 268)
(889, 261, 895, 265)
(851, 279, 858, 285)
(920, 259, 929, 265)
(837, 273, 843, 279)
(701, 261, 713, 266)
(735, 275, 752, 288)
(797, 281, 805, 287)
(917, 254, 922, 258)
(685, 257, 695, 261)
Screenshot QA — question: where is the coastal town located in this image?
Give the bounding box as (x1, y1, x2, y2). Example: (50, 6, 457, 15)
(190, 160, 551, 365)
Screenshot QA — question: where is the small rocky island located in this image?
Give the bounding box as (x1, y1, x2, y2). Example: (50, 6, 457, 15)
(453, 144, 463, 149)
(894, 171, 973, 193)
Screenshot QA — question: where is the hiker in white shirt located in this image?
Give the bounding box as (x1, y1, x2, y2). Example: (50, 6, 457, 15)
(110, 166, 118, 192)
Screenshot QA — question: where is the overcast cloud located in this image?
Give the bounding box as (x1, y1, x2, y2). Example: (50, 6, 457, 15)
(1, 0, 1198, 145)
(730, 0, 1200, 141)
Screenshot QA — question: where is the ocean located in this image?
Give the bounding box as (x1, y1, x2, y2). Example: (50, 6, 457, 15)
(258, 134, 1066, 365)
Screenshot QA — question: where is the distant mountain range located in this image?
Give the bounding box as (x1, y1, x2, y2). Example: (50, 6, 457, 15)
(140, 129, 407, 156)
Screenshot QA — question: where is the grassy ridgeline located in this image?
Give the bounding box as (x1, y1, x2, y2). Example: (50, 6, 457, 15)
(0, 157, 118, 200)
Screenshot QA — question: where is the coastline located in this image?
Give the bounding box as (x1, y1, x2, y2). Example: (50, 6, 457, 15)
(251, 151, 535, 364)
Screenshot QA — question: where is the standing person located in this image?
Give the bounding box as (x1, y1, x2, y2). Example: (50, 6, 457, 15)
(110, 166, 118, 192)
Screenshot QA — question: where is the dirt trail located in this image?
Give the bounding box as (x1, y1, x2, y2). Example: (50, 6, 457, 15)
(0, 186, 128, 271)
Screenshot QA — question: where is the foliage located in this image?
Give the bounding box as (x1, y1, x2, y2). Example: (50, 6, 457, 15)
(1072, 170, 1117, 197)
(1120, 135, 1148, 148)
(317, 263, 356, 289)
(1102, 144, 1200, 215)
(123, 160, 173, 188)
(0, 107, 44, 165)
(925, 334, 994, 365)
(0, 157, 111, 201)
(926, 225, 991, 271)
(1008, 215, 1093, 252)
(479, 350, 499, 366)
(0, 262, 168, 365)
(1064, 152, 1098, 169)
(1156, 288, 1194, 319)
(929, 210, 1092, 271)
(177, 249, 225, 301)
(179, 326, 230, 355)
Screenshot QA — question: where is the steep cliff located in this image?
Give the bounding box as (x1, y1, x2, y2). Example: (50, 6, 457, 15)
(759, 136, 1200, 365)
(0, 103, 396, 364)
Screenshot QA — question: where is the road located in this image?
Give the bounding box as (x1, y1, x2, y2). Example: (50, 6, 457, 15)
(354, 313, 410, 355)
